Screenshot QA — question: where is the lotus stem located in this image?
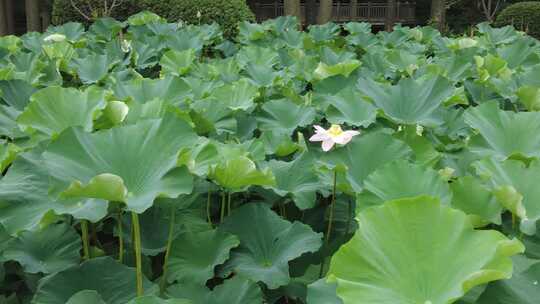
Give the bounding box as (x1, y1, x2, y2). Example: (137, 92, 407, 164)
(207, 190, 212, 226)
(320, 169, 338, 277)
(131, 212, 144, 297)
(117, 212, 124, 263)
(345, 198, 352, 236)
(227, 192, 232, 216)
(325, 169, 338, 244)
(91, 223, 101, 248)
(81, 220, 91, 260)
(220, 191, 226, 222)
(160, 205, 176, 296)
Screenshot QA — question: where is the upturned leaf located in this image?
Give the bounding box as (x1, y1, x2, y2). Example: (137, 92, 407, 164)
(328, 196, 524, 304)
(43, 114, 197, 213)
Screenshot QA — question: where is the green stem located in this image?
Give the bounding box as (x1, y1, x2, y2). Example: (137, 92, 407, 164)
(227, 192, 232, 216)
(91, 223, 103, 249)
(117, 212, 124, 264)
(81, 220, 90, 260)
(345, 198, 352, 236)
(325, 170, 338, 244)
(160, 205, 176, 296)
(131, 212, 144, 297)
(320, 169, 338, 278)
(220, 191, 226, 222)
(207, 190, 213, 226)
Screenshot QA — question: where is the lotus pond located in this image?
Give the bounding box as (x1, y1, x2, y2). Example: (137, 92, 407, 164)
(0, 11, 540, 304)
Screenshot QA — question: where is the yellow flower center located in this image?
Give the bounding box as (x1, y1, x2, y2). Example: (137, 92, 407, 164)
(328, 124, 343, 137)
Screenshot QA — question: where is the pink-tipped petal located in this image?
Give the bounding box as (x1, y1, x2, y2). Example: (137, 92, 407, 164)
(344, 130, 361, 137)
(314, 125, 326, 132)
(334, 133, 353, 145)
(309, 132, 329, 142)
(322, 140, 335, 151)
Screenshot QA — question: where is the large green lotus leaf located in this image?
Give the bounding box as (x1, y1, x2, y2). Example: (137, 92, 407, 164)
(45, 22, 85, 41)
(88, 17, 123, 40)
(17, 86, 106, 138)
(127, 296, 191, 304)
(167, 276, 263, 304)
(208, 78, 259, 112)
(128, 11, 165, 26)
(32, 257, 155, 304)
(236, 45, 278, 68)
(160, 49, 196, 77)
(321, 132, 413, 192)
(464, 101, 540, 160)
(477, 23, 519, 45)
(166, 229, 239, 284)
(244, 63, 280, 87)
(328, 196, 524, 304)
(265, 153, 321, 210)
(0, 79, 37, 111)
(209, 156, 275, 191)
(165, 29, 207, 53)
(360, 160, 452, 208)
(477, 258, 540, 304)
(256, 99, 316, 134)
(322, 87, 377, 128)
(71, 53, 111, 84)
(306, 279, 344, 304)
(357, 75, 455, 126)
(473, 158, 540, 235)
(2, 223, 81, 274)
(66, 290, 106, 304)
(43, 114, 197, 213)
(313, 60, 361, 80)
(219, 203, 322, 289)
(190, 97, 236, 135)
(113, 77, 190, 105)
(131, 38, 162, 69)
(0, 151, 108, 235)
(450, 176, 502, 227)
(497, 37, 538, 69)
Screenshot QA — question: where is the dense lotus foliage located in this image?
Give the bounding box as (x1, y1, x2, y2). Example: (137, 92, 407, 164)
(1, 10, 540, 303)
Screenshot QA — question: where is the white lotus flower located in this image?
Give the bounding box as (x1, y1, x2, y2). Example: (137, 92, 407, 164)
(43, 33, 66, 43)
(309, 124, 360, 152)
(197, 11, 202, 19)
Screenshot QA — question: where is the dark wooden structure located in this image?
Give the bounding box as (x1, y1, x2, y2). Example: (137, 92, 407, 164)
(248, 0, 416, 25)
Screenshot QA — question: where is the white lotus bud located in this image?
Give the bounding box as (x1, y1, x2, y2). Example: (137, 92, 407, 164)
(416, 124, 424, 136)
(121, 39, 132, 53)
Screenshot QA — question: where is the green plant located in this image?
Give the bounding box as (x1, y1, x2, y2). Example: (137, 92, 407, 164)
(495, 1, 540, 38)
(2, 15, 540, 304)
(139, 0, 255, 38)
(52, 0, 141, 25)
